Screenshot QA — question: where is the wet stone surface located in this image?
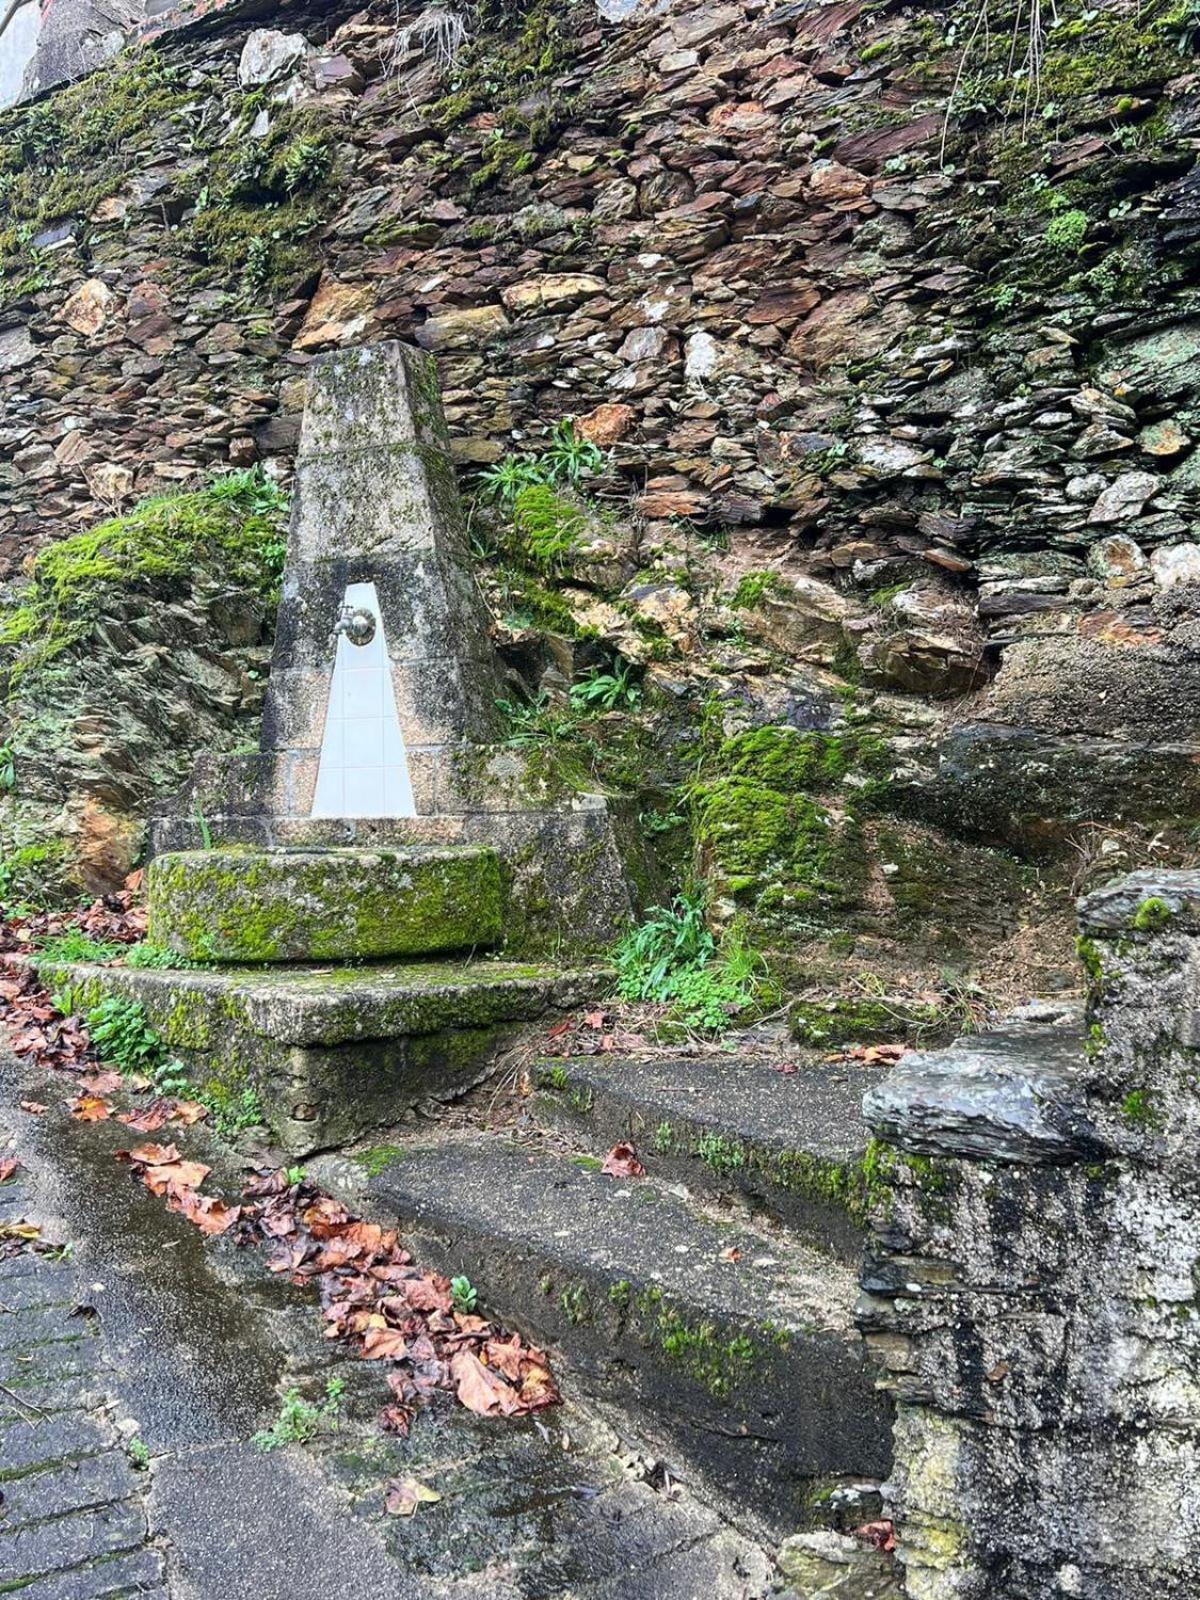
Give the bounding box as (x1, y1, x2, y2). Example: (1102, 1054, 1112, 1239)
(0, 1048, 785, 1599)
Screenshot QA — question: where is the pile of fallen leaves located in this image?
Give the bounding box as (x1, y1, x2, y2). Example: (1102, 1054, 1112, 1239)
(0, 905, 562, 1436)
(119, 1140, 240, 1236)
(238, 1169, 559, 1432)
(0, 887, 146, 957)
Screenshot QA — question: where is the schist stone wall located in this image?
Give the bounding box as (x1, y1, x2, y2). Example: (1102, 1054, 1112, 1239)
(859, 871, 1200, 1599)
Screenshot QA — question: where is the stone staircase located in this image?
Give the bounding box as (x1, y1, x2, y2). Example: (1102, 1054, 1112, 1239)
(312, 1048, 895, 1543)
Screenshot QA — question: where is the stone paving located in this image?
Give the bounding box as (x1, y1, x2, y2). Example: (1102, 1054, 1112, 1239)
(0, 1169, 166, 1598)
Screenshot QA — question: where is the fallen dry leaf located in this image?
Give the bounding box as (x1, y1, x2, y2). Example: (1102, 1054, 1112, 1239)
(854, 1520, 896, 1553)
(0, 1158, 19, 1184)
(385, 1477, 441, 1517)
(19, 1101, 48, 1114)
(601, 1142, 646, 1179)
(117, 1103, 171, 1133)
(450, 1348, 523, 1417)
(169, 1100, 208, 1126)
(70, 1094, 111, 1122)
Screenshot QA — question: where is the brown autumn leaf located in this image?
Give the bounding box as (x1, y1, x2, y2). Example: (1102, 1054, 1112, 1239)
(361, 1324, 410, 1361)
(19, 1100, 48, 1114)
(449, 1348, 522, 1417)
(169, 1100, 208, 1126)
(70, 1094, 111, 1122)
(854, 1520, 896, 1553)
(117, 1103, 171, 1133)
(0, 1158, 19, 1184)
(601, 1142, 646, 1179)
(172, 1191, 240, 1236)
(120, 1141, 180, 1166)
(77, 1071, 124, 1094)
(140, 1159, 212, 1197)
(0, 1221, 41, 1241)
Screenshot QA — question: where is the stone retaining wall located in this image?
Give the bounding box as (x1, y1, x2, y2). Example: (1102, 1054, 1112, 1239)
(859, 870, 1200, 1598)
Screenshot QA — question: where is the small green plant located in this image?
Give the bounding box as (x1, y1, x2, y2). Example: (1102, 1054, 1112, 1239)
(126, 1435, 150, 1470)
(193, 802, 213, 852)
(542, 418, 605, 489)
(569, 662, 642, 714)
(730, 571, 785, 610)
(153, 1056, 192, 1098)
(207, 1086, 265, 1138)
(512, 483, 585, 571)
(1045, 208, 1089, 253)
(35, 930, 124, 964)
(480, 454, 551, 513)
(124, 943, 202, 970)
(252, 1377, 345, 1451)
(1120, 1089, 1161, 1130)
(613, 896, 770, 1033)
(451, 1276, 478, 1314)
(283, 1165, 305, 1187)
(49, 983, 78, 1018)
(86, 996, 166, 1076)
(281, 138, 331, 193)
(0, 740, 15, 791)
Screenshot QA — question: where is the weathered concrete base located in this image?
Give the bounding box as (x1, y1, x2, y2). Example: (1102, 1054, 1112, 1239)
(40, 958, 608, 1155)
(147, 846, 503, 962)
(152, 751, 646, 956)
(531, 1053, 888, 1261)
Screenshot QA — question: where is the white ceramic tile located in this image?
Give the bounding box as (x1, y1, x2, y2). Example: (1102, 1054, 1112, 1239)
(343, 767, 386, 816)
(311, 581, 418, 819)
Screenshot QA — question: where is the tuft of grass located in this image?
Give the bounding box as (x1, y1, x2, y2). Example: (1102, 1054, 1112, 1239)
(34, 930, 124, 965)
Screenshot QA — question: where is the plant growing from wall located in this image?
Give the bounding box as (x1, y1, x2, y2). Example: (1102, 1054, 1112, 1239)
(613, 894, 771, 1033)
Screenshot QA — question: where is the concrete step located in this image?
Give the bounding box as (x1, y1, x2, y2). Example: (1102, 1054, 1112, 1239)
(531, 1054, 888, 1261)
(312, 1132, 893, 1538)
(37, 958, 608, 1157)
(147, 846, 503, 962)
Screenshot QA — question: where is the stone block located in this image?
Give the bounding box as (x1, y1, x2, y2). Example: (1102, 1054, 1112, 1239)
(147, 846, 503, 962)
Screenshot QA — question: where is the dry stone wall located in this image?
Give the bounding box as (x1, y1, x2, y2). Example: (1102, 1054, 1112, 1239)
(5, 0, 1200, 931)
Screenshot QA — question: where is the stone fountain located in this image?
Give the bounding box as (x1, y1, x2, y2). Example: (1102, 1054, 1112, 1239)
(47, 342, 637, 1152)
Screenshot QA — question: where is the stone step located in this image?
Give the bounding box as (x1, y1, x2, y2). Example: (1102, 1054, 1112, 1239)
(37, 958, 608, 1157)
(147, 846, 503, 962)
(530, 1053, 887, 1261)
(311, 1132, 893, 1538)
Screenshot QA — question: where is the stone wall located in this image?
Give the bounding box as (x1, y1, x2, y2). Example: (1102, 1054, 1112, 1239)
(5, 0, 1200, 950)
(859, 871, 1200, 1598)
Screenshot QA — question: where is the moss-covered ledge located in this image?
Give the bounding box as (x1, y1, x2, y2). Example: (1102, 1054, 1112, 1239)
(147, 845, 503, 962)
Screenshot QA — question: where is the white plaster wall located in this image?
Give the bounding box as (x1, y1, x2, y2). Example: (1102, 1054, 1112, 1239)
(0, 2, 42, 109)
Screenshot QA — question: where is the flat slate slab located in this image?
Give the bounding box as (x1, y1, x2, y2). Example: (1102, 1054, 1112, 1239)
(147, 845, 503, 962)
(314, 1133, 892, 1535)
(532, 1053, 887, 1259)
